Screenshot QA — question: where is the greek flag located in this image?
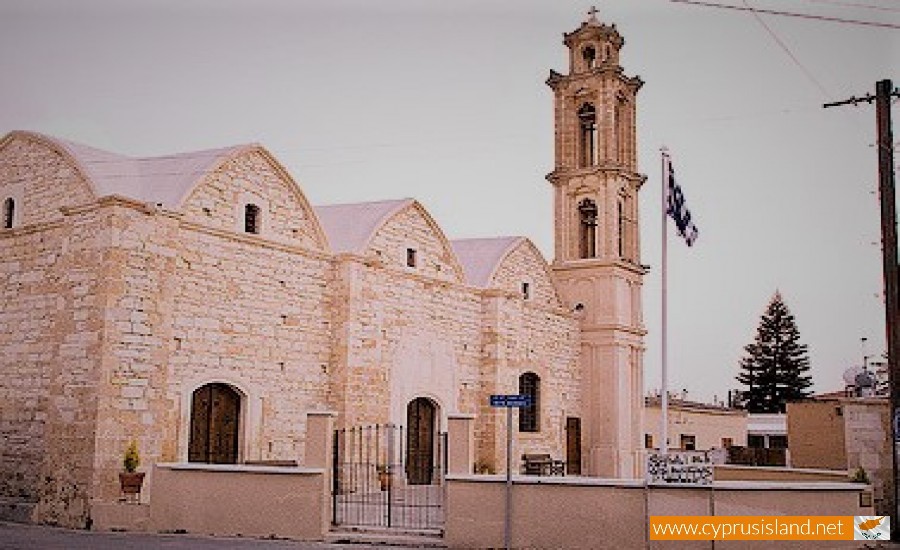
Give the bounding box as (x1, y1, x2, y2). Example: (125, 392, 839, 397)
(666, 161, 699, 246)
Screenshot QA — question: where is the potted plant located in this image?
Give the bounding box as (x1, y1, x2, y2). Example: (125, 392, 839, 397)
(377, 464, 392, 491)
(119, 440, 145, 500)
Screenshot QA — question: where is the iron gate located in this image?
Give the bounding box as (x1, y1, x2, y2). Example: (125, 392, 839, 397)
(332, 424, 447, 531)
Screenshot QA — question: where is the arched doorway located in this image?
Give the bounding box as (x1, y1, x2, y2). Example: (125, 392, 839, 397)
(406, 397, 436, 485)
(189, 383, 241, 464)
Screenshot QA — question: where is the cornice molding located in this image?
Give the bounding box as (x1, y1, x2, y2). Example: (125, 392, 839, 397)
(551, 258, 648, 276)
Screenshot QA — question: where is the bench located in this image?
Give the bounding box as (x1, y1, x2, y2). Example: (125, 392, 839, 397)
(522, 453, 565, 476)
(244, 459, 298, 467)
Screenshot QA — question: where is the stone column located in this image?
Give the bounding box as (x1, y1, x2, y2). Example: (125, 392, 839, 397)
(447, 413, 475, 475)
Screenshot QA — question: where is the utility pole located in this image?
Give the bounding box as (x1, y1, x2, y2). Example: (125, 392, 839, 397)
(825, 79, 899, 539)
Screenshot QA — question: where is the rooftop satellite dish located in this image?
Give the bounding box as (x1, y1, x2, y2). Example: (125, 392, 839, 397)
(855, 370, 875, 389)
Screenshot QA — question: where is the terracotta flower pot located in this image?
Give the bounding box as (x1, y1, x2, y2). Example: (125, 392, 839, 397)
(119, 472, 145, 495)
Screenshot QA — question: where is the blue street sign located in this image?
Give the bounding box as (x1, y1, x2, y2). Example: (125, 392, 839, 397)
(490, 394, 533, 408)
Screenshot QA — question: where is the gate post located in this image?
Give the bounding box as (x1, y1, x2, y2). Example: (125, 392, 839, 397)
(447, 414, 475, 475)
(306, 411, 337, 538)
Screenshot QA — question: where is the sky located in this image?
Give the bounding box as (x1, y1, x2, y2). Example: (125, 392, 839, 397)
(1, 0, 897, 403)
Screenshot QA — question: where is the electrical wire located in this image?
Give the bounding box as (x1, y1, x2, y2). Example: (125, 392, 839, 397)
(800, 0, 900, 14)
(743, 0, 832, 98)
(669, 0, 900, 29)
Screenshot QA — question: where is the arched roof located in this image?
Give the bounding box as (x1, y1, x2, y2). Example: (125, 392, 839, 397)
(452, 237, 562, 305)
(1, 130, 330, 250)
(314, 199, 413, 254)
(451, 237, 524, 288)
(44, 132, 252, 209)
(315, 198, 465, 282)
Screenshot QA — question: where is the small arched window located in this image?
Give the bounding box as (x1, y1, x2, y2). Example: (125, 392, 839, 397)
(577, 103, 597, 168)
(578, 198, 598, 259)
(519, 372, 540, 432)
(3, 198, 14, 229)
(582, 46, 596, 70)
(244, 203, 260, 234)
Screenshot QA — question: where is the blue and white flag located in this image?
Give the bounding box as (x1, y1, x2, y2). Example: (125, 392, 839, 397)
(666, 160, 699, 246)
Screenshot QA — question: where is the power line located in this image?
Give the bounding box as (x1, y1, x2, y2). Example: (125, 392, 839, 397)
(743, 0, 831, 98)
(800, 0, 900, 14)
(670, 0, 900, 29)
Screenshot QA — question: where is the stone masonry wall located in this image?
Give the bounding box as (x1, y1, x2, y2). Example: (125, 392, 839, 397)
(0, 135, 108, 528)
(365, 204, 463, 284)
(334, 211, 581, 474)
(170, 226, 333, 464)
(182, 149, 324, 250)
(335, 203, 482, 430)
(170, 159, 333, 467)
(0, 134, 95, 226)
(481, 241, 581, 473)
(88, 201, 181, 504)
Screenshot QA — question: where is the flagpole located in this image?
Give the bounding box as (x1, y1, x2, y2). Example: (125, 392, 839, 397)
(660, 147, 669, 459)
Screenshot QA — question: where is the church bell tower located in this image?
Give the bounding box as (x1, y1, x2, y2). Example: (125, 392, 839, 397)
(547, 9, 646, 478)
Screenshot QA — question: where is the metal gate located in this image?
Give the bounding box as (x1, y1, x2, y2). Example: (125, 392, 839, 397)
(332, 424, 446, 532)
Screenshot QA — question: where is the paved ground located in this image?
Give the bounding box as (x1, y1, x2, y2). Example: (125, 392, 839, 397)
(0, 522, 432, 550)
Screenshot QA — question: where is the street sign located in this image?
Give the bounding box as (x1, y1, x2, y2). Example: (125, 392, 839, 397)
(490, 394, 533, 408)
(489, 393, 533, 550)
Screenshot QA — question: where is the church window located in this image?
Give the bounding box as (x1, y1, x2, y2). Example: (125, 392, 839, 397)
(518, 372, 540, 432)
(644, 433, 654, 449)
(406, 247, 417, 267)
(617, 199, 625, 258)
(577, 103, 597, 168)
(680, 434, 696, 451)
(189, 383, 241, 464)
(615, 97, 627, 164)
(244, 203, 260, 234)
(522, 282, 530, 300)
(582, 46, 596, 69)
(2, 198, 14, 229)
(578, 198, 598, 259)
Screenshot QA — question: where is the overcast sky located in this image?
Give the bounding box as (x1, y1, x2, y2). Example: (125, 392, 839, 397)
(2, 0, 897, 403)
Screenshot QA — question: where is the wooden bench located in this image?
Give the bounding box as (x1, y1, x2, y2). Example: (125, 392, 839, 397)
(244, 459, 298, 467)
(522, 453, 565, 476)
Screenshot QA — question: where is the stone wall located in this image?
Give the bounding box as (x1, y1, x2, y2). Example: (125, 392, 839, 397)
(181, 148, 325, 250)
(333, 202, 480, 429)
(168, 157, 333, 469)
(169, 224, 333, 465)
(0, 135, 111, 527)
(484, 240, 582, 472)
(1, 130, 594, 525)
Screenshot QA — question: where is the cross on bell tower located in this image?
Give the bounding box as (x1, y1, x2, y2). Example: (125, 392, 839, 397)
(546, 11, 647, 478)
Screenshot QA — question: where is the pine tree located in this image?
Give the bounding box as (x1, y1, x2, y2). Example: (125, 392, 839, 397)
(736, 292, 813, 413)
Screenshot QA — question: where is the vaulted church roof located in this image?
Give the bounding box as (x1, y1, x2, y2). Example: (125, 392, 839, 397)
(450, 236, 524, 288)
(18, 131, 252, 208)
(313, 198, 414, 254)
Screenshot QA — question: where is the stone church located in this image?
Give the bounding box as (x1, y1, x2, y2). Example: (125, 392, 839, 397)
(0, 12, 646, 527)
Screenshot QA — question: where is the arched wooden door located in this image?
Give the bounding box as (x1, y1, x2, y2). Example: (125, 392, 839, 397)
(189, 383, 241, 464)
(406, 397, 436, 485)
